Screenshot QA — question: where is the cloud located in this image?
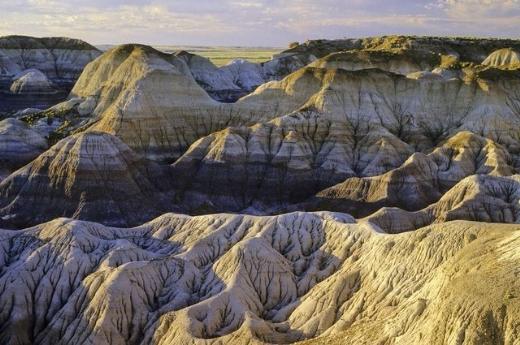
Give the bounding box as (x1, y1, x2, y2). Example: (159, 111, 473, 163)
(422, 0, 520, 35)
(0, 0, 518, 46)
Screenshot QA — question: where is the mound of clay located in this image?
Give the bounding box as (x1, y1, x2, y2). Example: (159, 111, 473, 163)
(482, 48, 520, 69)
(0, 212, 517, 344)
(0, 118, 47, 178)
(304, 131, 514, 217)
(172, 111, 413, 212)
(10, 69, 55, 94)
(0, 131, 176, 228)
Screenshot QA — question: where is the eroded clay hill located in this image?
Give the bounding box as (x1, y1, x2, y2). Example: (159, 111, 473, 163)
(0, 131, 176, 228)
(2, 36, 520, 227)
(0, 35, 101, 113)
(303, 131, 514, 217)
(209, 35, 520, 98)
(367, 174, 520, 233)
(0, 118, 47, 179)
(172, 111, 413, 212)
(483, 48, 520, 69)
(0, 212, 518, 344)
(0, 35, 520, 345)
(236, 63, 520, 150)
(67, 44, 261, 161)
(30, 36, 520, 166)
(281, 35, 520, 70)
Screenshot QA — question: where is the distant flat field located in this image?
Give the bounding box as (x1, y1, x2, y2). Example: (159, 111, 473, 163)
(156, 46, 283, 66)
(97, 45, 282, 67)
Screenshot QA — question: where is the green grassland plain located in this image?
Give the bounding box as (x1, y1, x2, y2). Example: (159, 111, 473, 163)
(97, 45, 282, 67)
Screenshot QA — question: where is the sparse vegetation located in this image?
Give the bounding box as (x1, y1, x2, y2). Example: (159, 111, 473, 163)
(152, 45, 282, 66)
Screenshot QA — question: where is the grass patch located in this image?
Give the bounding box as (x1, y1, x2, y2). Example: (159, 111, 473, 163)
(153, 46, 282, 67)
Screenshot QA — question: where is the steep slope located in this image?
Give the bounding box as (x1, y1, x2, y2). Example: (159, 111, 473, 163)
(285, 36, 520, 66)
(300, 221, 520, 345)
(0, 35, 100, 113)
(68, 44, 260, 161)
(308, 49, 437, 76)
(171, 35, 520, 104)
(482, 48, 520, 69)
(0, 118, 47, 179)
(0, 213, 517, 344)
(237, 64, 520, 152)
(219, 59, 270, 94)
(41, 39, 520, 163)
(0, 132, 176, 229)
(176, 51, 264, 102)
(303, 131, 514, 217)
(9, 69, 56, 94)
(172, 111, 413, 212)
(368, 174, 520, 233)
(0, 35, 101, 81)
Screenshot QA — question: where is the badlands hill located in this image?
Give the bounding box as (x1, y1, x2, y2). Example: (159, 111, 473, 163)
(236, 62, 520, 146)
(367, 174, 520, 233)
(284, 35, 520, 66)
(0, 35, 520, 345)
(172, 111, 413, 212)
(0, 35, 100, 82)
(68, 44, 238, 161)
(0, 35, 101, 113)
(175, 50, 267, 102)
(0, 132, 176, 228)
(0, 118, 47, 179)
(30, 35, 520, 162)
(482, 48, 520, 69)
(303, 131, 514, 217)
(3, 35, 520, 225)
(0, 213, 518, 344)
(172, 36, 520, 103)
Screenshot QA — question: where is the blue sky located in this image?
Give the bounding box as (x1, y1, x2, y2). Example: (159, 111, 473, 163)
(1, 0, 519, 46)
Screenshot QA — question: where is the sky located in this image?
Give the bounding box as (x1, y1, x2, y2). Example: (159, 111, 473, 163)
(0, 0, 519, 47)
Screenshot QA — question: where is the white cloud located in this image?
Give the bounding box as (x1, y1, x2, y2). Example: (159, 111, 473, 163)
(0, 0, 518, 46)
(432, 0, 520, 17)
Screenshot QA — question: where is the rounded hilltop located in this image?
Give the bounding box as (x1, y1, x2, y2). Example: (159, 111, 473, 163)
(0, 35, 101, 113)
(0, 33, 519, 345)
(0, 35, 99, 51)
(0, 131, 176, 228)
(483, 47, 520, 68)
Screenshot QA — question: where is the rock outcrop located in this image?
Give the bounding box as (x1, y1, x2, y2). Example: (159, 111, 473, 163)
(285, 35, 520, 66)
(237, 64, 520, 152)
(0, 35, 520, 345)
(308, 49, 436, 76)
(0, 132, 176, 229)
(9, 68, 56, 94)
(172, 111, 413, 212)
(40, 38, 520, 164)
(0, 36, 101, 81)
(6, 37, 520, 222)
(220, 59, 269, 93)
(68, 44, 255, 161)
(0, 118, 47, 179)
(0, 212, 517, 344)
(368, 174, 520, 233)
(180, 35, 509, 103)
(175, 51, 251, 102)
(0, 35, 101, 113)
(482, 48, 520, 69)
(303, 131, 514, 217)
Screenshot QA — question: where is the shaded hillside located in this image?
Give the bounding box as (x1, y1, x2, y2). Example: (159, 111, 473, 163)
(0, 35, 100, 114)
